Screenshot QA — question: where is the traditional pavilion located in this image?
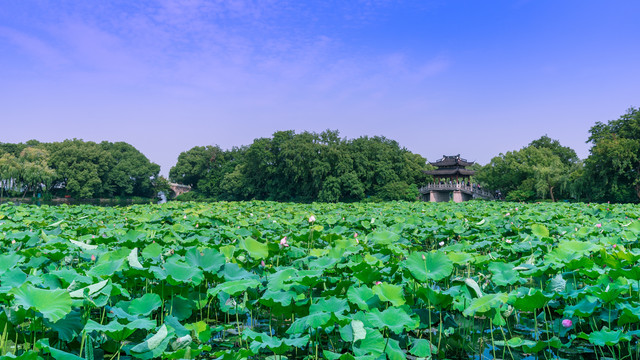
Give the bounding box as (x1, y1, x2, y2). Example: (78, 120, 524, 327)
(419, 154, 493, 202)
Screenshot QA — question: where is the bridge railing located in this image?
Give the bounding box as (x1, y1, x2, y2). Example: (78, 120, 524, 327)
(419, 183, 495, 199)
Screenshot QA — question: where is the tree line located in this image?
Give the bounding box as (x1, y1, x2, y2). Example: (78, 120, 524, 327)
(169, 130, 429, 202)
(2, 106, 639, 203)
(0, 139, 167, 200)
(477, 107, 640, 203)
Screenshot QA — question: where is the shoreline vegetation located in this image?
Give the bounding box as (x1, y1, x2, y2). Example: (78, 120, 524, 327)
(1, 106, 640, 203)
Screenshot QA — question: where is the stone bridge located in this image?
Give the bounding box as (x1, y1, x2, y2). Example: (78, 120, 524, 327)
(419, 183, 494, 203)
(169, 183, 191, 197)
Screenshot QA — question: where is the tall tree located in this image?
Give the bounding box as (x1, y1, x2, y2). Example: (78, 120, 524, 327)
(584, 107, 640, 202)
(477, 136, 578, 201)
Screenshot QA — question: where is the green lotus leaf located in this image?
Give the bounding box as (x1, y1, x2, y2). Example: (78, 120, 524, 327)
(86, 259, 125, 278)
(353, 328, 384, 357)
(243, 237, 269, 259)
(488, 262, 521, 286)
(267, 268, 298, 291)
(164, 260, 204, 285)
(128, 248, 144, 269)
(11, 284, 72, 322)
(462, 293, 507, 317)
(128, 293, 162, 316)
(142, 242, 163, 258)
(563, 296, 599, 317)
(68, 279, 109, 299)
(309, 296, 349, 315)
(69, 239, 97, 250)
(0, 253, 24, 274)
(384, 338, 405, 360)
(369, 230, 399, 245)
(531, 224, 549, 237)
(130, 324, 170, 354)
(0, 268, 28, 291)
(209, 278, 260, 297)
(409, 338, 436, 357)
(347, 286, 375, 311)
(511, 288, 551, 311)
(45, 309, 83, 342)
(585, 327, 629, 346)
(404, 251, 453, 282)
(184, 247, 225, 273)
(259, 289, 296, 307)
(373, 283, 405, 306)
(365, 307, 417, 334)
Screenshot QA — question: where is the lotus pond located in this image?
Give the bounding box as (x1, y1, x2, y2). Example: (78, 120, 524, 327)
(1, 201, 640, 360)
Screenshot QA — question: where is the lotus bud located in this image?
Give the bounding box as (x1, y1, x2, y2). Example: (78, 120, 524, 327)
(422, 254, 426, 260)
(562, 319, 572, 328)
(596, 223, 602, 228)
(309, 215, 316, 223)
(261, 260, 266, 267)
(439, 241, 445, 246)
(11, 239, 16, 244)
(280, 237, 289, 247)
(375, 281, 382, 285)
(91, 255, 96, 261)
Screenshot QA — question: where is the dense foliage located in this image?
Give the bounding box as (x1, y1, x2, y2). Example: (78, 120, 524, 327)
(476, 136, 582, 202)
(477, 107, 640, 203)
(1, 201, 639, 360)
(169, 130, 429, 202)
(0, 140, 167, 199)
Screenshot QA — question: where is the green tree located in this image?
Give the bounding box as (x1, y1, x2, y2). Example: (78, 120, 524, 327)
(47, 140, 114, 198)
(100, 142, 161, 197)
(17, 147, 55, 199)
(0, 153, 20, 200)
(584, 107, 640, 202)
(477, 136, 579, 201)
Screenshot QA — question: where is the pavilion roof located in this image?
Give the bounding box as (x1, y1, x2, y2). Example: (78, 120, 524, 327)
(429, 154, 475, 167)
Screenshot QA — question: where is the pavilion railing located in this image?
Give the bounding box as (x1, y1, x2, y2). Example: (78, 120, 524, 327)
(419, 183, 495, 199)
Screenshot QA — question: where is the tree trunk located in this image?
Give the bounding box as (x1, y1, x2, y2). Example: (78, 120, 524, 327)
(549, 186, 556, 202)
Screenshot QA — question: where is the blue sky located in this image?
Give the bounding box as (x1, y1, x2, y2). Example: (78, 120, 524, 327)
(1, 1, 639, 175)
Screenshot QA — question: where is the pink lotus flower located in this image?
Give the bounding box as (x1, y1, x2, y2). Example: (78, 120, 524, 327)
(596, 223, 602, 228)
(422, 254, 426, 260)
(91, 255, 96, 261)
(261, 260, 266, 267)
(375, 281, 382, 285)
(505, 239, 513, 244)
(354, 232, 358, 238)
(309, 215, 316, 223)
(562, 319, 572, 328)
(195, 224, 199, 228)
(613, 244, 617, 248)
(280, 237, 289, 247)
(183, 215, 187, 219)
(11, 240, 16, 244)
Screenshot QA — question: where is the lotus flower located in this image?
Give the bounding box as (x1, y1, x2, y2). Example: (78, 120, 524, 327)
(422, 254, 426, 260)
(261, 260, 266, 267)
(11, 239, 16, 244)
(506, 239, 513, 244)
(562, 319, 572, 328)
(309, 215, 316, 223)
(375, 281, 382, 285)
(596, 223, 602, 228)
(280, 237, 289, 247)
(91, 255, 96, 261)
(438, 241, 445, 246)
